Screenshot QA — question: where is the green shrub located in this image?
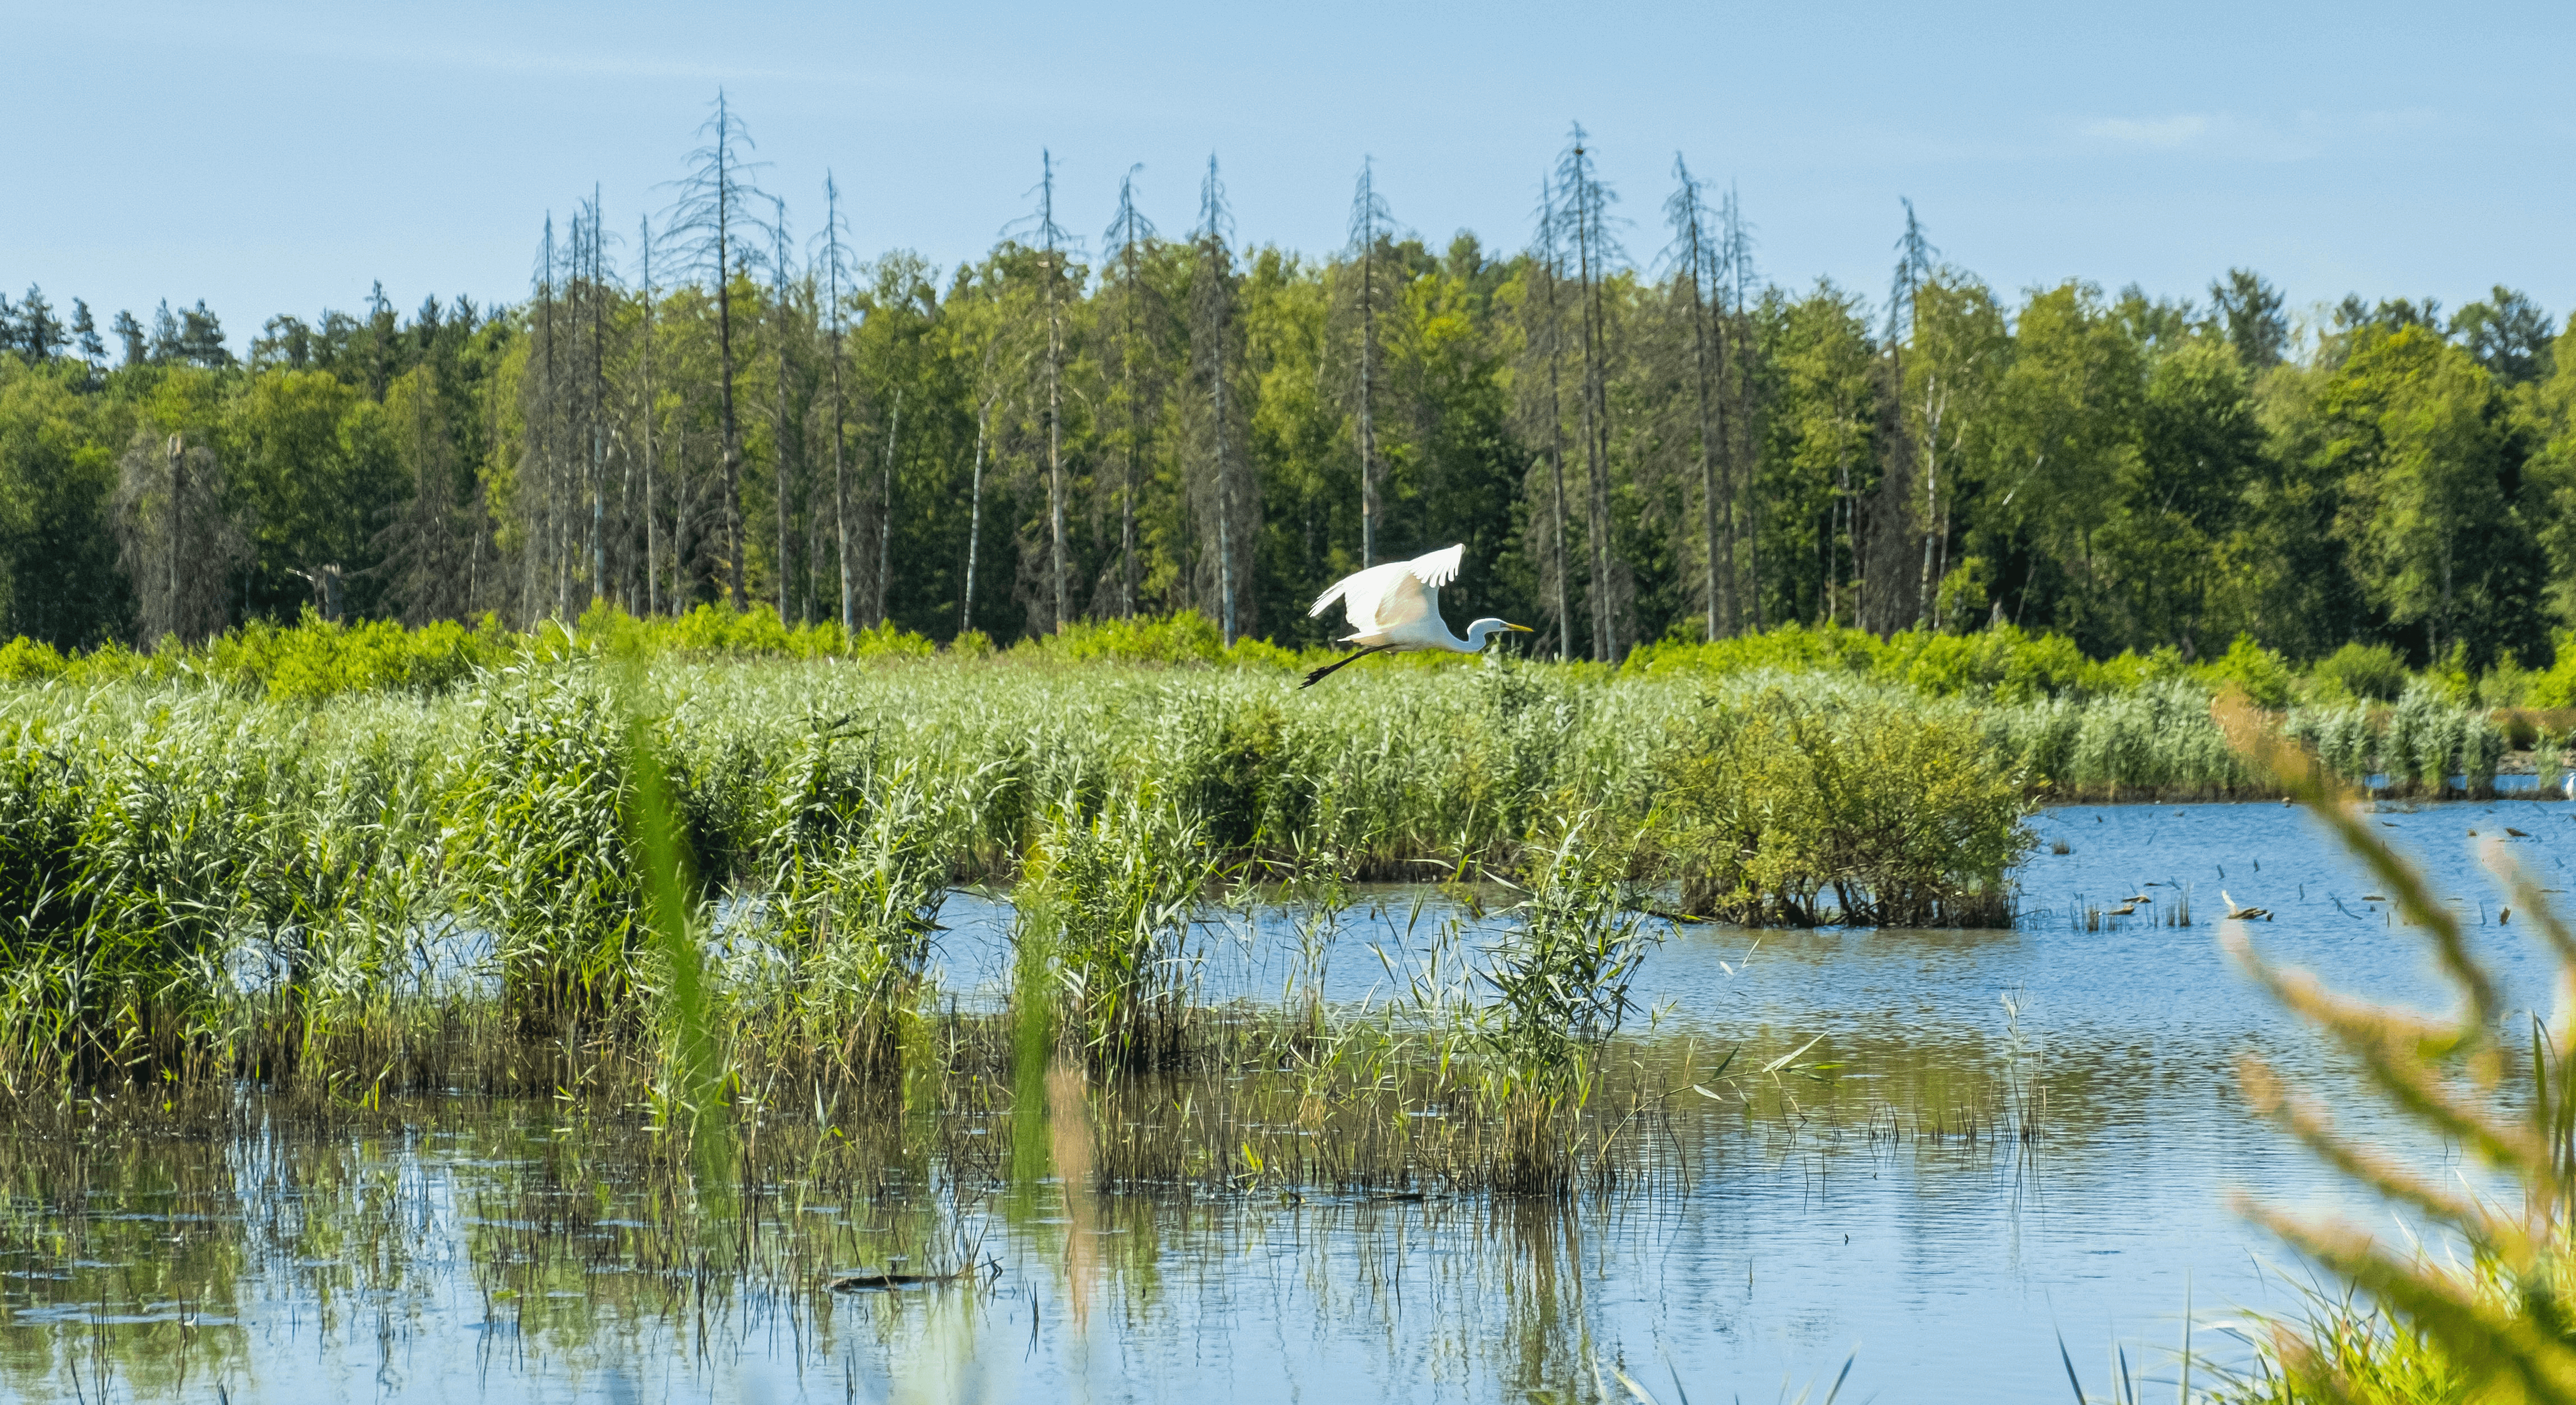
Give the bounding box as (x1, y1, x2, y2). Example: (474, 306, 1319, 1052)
(1026, 611, 1228, 665)
(1623, 621, 1887, 681)
(2311, 641, 2410, 703)
(1883, 625, 2099, 702)
(0, 636, 67, 683)
(2198, 633, 2296, 709)
(1655, 685, 2032, 925)
(2525, 631, 2576, 707)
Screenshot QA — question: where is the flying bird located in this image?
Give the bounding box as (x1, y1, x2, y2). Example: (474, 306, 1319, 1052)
(1301, 544, 1532, 687)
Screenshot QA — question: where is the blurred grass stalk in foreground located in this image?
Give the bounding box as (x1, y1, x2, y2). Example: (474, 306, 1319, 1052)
(2210, 690, 2576, 1402)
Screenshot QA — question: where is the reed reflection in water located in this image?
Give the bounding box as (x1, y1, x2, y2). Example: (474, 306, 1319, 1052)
(6, 797, 2564, 1402)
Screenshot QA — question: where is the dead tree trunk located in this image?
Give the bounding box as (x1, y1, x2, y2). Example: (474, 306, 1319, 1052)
(963, 387, 994, 635)
(1103, 167, 1158, 616)
(1350, 160, 1390, 567)
(1193, 157, 1244, 645)
(771, 196, 796, 625)
(672, 91, 768, 612)
(1558, 126, 1624, 661)
(820, 177, 854, 633)
(1667, 157, 1728, 640)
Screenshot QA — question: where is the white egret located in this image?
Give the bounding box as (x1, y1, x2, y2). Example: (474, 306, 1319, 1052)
(1300, 543, 1532, 687)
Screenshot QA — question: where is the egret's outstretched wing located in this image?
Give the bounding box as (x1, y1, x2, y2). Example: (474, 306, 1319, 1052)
(1308, 561, 1412, 630)
(1309, 545, 1467, 640)
(1407, 544, 1464, 591)
(1308, 569, 1363, 618)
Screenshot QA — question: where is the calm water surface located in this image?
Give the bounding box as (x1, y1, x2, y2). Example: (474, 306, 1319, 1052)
(6, 801, 2569, 1403)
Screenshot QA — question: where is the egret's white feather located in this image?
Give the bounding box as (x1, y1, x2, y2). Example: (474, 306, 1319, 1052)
(1296, 543, 1530, 685)
(1407, 543, 1463, 590)
(1309, 546, 1466, 640)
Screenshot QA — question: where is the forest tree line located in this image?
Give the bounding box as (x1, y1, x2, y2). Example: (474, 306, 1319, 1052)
(4, 101, 2573, 668)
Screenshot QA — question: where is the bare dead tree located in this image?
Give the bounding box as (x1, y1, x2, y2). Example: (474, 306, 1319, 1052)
(668, 90, 770, 611)
(1346, 159, 1394, 567)
(638, 214, 662, 616)
(1722, 186, 1764, 631)
(1853, 198, 1937, 636)
(114, 431, 243, 646)
(583, 188, 611, 609)
(1101, 165, 1163, 617)
(1554, 125, 1626, 662)
(876, 387, 899, 627)
(770, 195, 799, 624)
(1664, 154, 1731, 640)
(1889, 199, 1946, 630)
(1002, 151, 1079, 631)
(963, 355, 1002, 636)
(527, 213, 560, 620)
(1520, 174, 1577, 661)
(815, 176, 857, 631)
(1190, 155, 1251, 644)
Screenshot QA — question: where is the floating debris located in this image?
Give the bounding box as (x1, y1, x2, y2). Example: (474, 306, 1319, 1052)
(2221, 891, 2273, 921)
(829, 1269, 975, 1292)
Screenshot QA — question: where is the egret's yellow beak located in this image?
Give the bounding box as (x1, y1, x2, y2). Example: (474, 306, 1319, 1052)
(1505, 623, 1534, 633)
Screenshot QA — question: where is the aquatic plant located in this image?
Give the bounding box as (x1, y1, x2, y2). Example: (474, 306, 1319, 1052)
(442, 669, 650, 1032)
(1015, 792, 1223, 1070)
(2280, 682, 2510, 797)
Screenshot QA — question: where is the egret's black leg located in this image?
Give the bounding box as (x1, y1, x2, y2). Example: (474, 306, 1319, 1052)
(1301, 644, 1396, 688)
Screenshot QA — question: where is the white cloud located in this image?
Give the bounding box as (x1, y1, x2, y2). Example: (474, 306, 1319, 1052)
(2080, 114, 2213, 150)
(2074, 111, 2333, 162)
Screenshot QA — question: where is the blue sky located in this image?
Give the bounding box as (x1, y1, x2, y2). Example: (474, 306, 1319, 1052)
(10, 0, 2572, 347)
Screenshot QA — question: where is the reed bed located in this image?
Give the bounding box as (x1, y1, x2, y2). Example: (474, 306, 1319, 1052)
(0, 650, 2516, 1105)
(0, 644, 2499, 1210)
(0, 651, 2077, 1212)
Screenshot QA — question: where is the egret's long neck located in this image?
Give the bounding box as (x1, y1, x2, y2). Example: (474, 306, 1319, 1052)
(1454, 620, 1493, 654)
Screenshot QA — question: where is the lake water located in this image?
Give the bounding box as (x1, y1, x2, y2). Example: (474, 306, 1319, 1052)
(4, 800, 2568, 1403)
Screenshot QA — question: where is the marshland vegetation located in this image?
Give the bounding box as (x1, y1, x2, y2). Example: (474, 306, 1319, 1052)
(3, 625, 2572, 1398)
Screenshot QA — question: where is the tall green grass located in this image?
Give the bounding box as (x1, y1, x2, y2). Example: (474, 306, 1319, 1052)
(10, 635, 2498, 1112)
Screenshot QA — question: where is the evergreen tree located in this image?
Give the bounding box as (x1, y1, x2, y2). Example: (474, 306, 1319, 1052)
(70, 300, 103, 364)
(17, 287, 62, 361)
(177, 301, 230, 366)
(111, 310, 147, 367)
(2211, 268, 2289, 370)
